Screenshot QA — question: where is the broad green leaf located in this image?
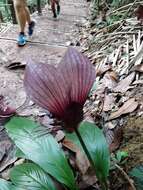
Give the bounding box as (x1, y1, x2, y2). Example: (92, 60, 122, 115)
(0, 178, 24, 190)
(129, 165, 143, 190)
(6, 117, 78, 190)
(15, 148, 26, 159)
(67, 121, 110, 184)
(10, 163, 56, 190)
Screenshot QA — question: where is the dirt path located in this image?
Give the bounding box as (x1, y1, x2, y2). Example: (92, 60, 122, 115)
(0, 0, 88, 108)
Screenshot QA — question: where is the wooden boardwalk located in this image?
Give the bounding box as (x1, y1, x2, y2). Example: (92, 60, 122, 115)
(0, 0, 88, 63)
(0, 0, 88, 108)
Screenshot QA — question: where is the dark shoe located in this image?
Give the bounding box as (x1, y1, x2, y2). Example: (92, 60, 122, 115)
(17, 33, 26, 46)
(28, 20, 35, 36)
(53, 11, 57, 18)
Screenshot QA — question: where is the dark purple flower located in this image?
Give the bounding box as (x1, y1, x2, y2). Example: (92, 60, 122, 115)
(24, 47, 95, 131)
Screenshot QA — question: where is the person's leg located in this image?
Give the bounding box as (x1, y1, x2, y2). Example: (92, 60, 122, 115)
(55, 0, 60, 15)
(51, 0, 60, 18)
(14, 0, 27, 33)
(13, 0, 35, 45)
(13, 0, 27, 46)
(51, 0, 57, 18)
(25, 6, 31, 24)
(24, 6, 35, 36)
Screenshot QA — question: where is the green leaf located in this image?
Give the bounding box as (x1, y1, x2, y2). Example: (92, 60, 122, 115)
(0, 178, 24, 190)
(116, 151, 128, 162)
(129, 165, 143, 190)
(67, 121, 110, 184)
(6, 117, 78, 190)
(15, 148, 26, 159)
(10, 163, 56, 190)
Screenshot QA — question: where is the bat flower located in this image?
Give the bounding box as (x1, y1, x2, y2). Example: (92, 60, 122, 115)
(24, 47, 95, 132)
(0, 95, 16, 125)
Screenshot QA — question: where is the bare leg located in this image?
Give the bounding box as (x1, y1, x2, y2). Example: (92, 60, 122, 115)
(14, 0, 27, 33)
(14, 0, 32, 32)
(13, 0, 35, 46)
(25, 7, 31, 25)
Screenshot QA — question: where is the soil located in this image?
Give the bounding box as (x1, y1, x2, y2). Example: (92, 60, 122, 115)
(122, 116, 143, 169)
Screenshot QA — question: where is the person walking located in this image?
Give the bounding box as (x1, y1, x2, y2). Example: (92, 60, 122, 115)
(50, 0, 60, 18)
(13, 0, 35, 46)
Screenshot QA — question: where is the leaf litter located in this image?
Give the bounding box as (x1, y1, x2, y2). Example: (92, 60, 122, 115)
(75, 2, 143, 189)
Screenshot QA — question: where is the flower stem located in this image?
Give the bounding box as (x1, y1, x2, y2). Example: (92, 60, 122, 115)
(74, 128, 95, 171)
(75, 127, 108, 190)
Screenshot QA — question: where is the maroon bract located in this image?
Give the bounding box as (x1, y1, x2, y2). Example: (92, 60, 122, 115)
(0, 95, 16, 125)
(24, 47, 95, 131)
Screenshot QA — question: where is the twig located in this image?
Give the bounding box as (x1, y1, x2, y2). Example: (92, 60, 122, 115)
(112, 45, 122, 67)
(108, 1, 143, 15)
(115, 164, 136, 190)
(95, 21, 122, 36)
(92, 31, 138, 43)
(95, 36, 126, 46)
(122, 0, 138, 20)
(113, 0, 138, 33)
(126, 38, 129, 74)
(128, 41, 143, 70)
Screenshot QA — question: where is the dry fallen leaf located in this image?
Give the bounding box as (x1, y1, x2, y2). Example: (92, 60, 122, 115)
(55, 130, 65, 142)
(109, 127, 123, 152)
(96, 64, 112, 77)
(0, 95, 16, 125)
(0, 135, 16, 172)
(133, 80, 143, 85)
(95, 83, 106, 97)
(62, 138, 78, 152)
(132, 64, 143, 73)
(76, 150, 90, 175)
(113, 72, 135, 93)
(63, 138, 90, 174)
(108, 71, 118, 82)
(81, 170, 97, 186)
(107, 122, 116, 129)
(103, 94, 115, 112)
(109, 98, 138, 120)
(103, 71, 118, 90)
(78, 170, 97, 189)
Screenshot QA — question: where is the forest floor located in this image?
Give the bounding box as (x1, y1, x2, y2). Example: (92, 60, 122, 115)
(0, 0, 143, 190)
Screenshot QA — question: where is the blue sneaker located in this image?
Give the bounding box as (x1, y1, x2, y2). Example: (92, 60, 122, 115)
(17, 33, 26, 46)
(28, 21, 35, 36)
